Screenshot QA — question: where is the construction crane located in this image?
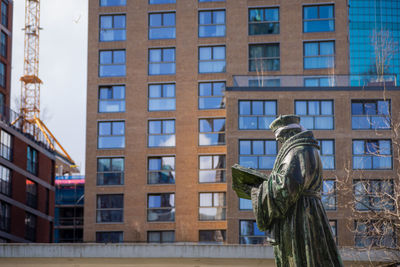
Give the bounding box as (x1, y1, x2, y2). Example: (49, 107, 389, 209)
(16, 0, 76, 167)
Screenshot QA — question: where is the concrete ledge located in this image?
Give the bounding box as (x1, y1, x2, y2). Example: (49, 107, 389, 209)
(0, 244, 398, 265)
(0, 244, 275, 259)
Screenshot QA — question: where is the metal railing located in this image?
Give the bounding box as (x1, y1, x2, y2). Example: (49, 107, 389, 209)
(233, 75, 397, 88)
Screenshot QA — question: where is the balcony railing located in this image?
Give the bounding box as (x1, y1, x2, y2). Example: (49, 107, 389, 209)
(0, 105, 55, 151)
(233, 75, 397, 88)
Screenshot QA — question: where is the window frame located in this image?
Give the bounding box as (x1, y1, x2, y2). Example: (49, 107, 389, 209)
(238, 139, 277, 170)
(322, 179, 336, 211)
(148, 119, 176, 148)
(97, 121, 125, 149)
(352, 139, 393, 170)
(354, 179, 394, 211)
(99, 50, 126, 77)
(26, 179, 38, 209)
(148, 47, 176, 75)
(239, 220, 266, 245)
(198, 45, 226, 74)
(149, 0, 176, 4)
(98, 85, 126, 113)
(303, 41, 335, 69)
(97, 157, 125, 186)
(318, 139, 335, 170)
(198, 154, 226, 183)
(0, 31, 6, 58)
(147, 231, 175, 243)
(147, 193, 175, 222)
(1, 1, 7, 28)
(0, 129, 12, 161)
(295, 99, 334, 130)
(0, 164, 10, 196)
(248, 43, 280, 72)
(238, 100, 277, 130)
(198, 9, 226, 38)
(147, 156, 175, 184)
(0, 201, 10, 232)
(351, 99, 391, 130)
(199, 118, 226, 146)
(199, 230, 226, 243)
(303, 4, 335, 33)
(25, 212, 37, 242)
(198, 192, 226, 221)
(96, 231, 124, 243)
(96, 194, 124, 223)
(148, 12, 176, 40)
(198, 81, 225, 110)
(100, 0, 126, 6)
(148, 83, 176, 111)
(27, 146, 38, 175)
(99, 14, 126, 42)
(248, 7, 280, 36)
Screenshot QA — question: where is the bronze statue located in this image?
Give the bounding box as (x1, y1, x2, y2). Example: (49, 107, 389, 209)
(232, 115, 343, 267)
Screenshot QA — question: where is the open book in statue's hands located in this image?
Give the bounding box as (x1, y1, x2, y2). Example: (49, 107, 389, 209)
(231, 164, 268, 200)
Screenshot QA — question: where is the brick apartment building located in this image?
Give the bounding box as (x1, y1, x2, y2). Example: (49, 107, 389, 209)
(85, 0, 400, 246)
(0, 0, 58, 243)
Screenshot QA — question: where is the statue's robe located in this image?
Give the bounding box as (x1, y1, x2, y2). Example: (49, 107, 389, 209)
(251, 131, 343, 267)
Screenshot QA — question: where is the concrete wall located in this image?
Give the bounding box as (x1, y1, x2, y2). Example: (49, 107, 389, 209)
(0, 244, 396, 267)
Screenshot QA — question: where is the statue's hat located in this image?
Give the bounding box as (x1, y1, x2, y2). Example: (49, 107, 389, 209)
(269, 114, 301, 133)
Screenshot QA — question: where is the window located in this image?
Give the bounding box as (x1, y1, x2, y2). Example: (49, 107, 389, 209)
(240, 220, 266, 244)
(239, 198, 252, 210)
(0, 32, 6, 58)
(147, 193, 175, 222)
(352, 100, 390, 130)
(322, 180, 336, 210)
(249, 7, 279, 35)
(0, 92, 4, 115)
(100, 15, 126, 42)
(248, 78, 280, 87)
(100, 0, 126, 6)
(199, 230, 226, 243)
(98, 85, 125, 113)
(304, 41, 335, 69)
(199, 0, 225, 2)
(149, 12, 175, 39)
(25, 213, 36, 242)
(355, 220, 395, 248)
(27, 146, 38, 175)
(0, 62, 5, 87)
(26, 179, 37, 209)
(149, 48, 175, 75)
(249, 44, 280, 71)
(98, 121, 125, 149)
(199, 82, 225, 110)
(354, 180, 394, 211)
(239, 100, 276, 130)
(295, 100, 334, 130)
(318, 140, 335, 169)
(199, 155, 225, 183)
(199, 192, 226, 220)
(97, 158, 124, 185)
(0, 165, 10, 196)
(148, 120, 175, 147)
(99, 50, 126, 77)
(96, 194, 123, 223)
(303, 5, 334, 33)
(199, 46, 226, 73)
(96, 231, 123, 243)
(330, 220, 337, 244)
(239, 140, 277, 169)
(150, 0, 175, 3)
(199, 118, 225, 146)
(149, 84, 176, 111)
(0, 201, 9, 232)
(0, 130, 11, 160)
(1, 1, 7, 27)
(352, 140, 392, 170)
(199, 10, 225, 37)
(304, 77, 335, 87)
(148, 156, 175, 184)
(148, 231, 175, 243)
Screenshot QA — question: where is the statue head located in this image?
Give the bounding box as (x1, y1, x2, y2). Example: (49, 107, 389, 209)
(270, 115, 305, 143)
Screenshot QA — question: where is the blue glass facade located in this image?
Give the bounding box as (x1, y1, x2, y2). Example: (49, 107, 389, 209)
(349, 0, 400, 82)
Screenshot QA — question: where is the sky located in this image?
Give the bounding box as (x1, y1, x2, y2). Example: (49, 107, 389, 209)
(11, 0, 88, 173)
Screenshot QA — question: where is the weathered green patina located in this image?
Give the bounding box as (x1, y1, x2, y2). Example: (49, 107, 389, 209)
(232, 115, 343, 267)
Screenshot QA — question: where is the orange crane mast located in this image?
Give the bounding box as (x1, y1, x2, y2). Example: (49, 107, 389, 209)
(18, 0, 76, 167)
